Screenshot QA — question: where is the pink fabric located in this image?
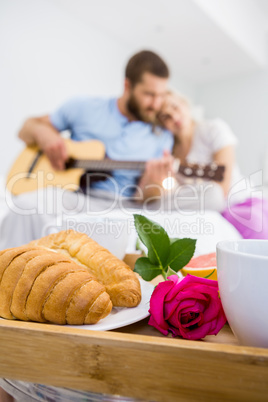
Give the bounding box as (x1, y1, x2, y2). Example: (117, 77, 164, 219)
(222, 197, 268, 239)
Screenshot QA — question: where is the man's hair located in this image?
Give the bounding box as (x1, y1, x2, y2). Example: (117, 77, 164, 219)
(125, 50, 169, 86)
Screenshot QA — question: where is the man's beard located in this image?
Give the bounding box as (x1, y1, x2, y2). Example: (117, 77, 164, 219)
(127, 94, 157, 124)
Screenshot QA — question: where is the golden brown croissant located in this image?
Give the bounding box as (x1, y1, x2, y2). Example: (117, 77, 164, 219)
(0, 245, 112, 325)
(30, 230, 141, 307)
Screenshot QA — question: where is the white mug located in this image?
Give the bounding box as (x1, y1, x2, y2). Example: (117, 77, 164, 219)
(216, 240, 268, 348)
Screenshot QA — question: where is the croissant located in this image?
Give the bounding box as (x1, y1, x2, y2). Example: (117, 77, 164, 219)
(30, 230, 141, 307)
(0, 245, 112, 325)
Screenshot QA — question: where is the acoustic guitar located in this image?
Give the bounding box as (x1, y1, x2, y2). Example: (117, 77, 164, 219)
(6, 139, 225, 196)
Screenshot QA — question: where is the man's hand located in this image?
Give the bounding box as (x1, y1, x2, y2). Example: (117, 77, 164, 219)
(144, 150, 175, 186)
(134, 150, 176, 202)
(41, 135, 68, 171)
(19, 116, 68, 170)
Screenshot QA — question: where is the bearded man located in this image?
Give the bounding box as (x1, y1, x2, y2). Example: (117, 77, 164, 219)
(18, 50, 173, 198)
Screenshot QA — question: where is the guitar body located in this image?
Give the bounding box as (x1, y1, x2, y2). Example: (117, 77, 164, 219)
(6, 139, 106, 196)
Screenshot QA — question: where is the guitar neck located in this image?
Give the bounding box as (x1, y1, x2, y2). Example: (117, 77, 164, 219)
(70, 159, 146, 171)
(67, 158, 225, 182)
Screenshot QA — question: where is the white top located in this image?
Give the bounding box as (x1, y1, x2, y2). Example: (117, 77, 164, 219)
(182, 119, 249, 204)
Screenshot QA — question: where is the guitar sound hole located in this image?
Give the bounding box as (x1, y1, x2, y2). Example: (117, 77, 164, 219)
(79, 171, 112, 194)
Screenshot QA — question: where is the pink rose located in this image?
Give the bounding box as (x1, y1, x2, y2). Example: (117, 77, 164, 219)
(149, 274, 226, 340)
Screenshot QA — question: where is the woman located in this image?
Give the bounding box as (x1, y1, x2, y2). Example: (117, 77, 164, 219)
(153, 91, 268, 239)
(139, 91, 237, 206)
(158, 91, 240, 194)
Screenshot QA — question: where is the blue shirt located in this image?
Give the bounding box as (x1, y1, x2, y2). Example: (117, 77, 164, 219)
(50, 97, 173, 196)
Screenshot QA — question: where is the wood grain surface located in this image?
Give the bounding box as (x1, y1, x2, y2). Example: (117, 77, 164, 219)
(0, 318, 267, 402)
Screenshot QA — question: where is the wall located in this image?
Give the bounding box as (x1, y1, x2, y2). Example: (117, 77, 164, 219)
(2, 0, 266, 185)
(0, 0, 197, 179)
(194, 0, 267, 66)
(196, 69, 268, 180)
(0, 0, 129, 176)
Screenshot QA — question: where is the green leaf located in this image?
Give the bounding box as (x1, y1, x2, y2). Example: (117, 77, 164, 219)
(134, 257, 163, 281)
(170, 237, 180, 245)
(134, 214, 170, 268)
(135, 238, 147, 256)
(166, 267, 178, 277)
(165, 238, 196, 271)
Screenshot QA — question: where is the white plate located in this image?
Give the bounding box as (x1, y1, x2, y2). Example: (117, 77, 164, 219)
(0, 278, 154, 331)
(67, 278, 154, 331)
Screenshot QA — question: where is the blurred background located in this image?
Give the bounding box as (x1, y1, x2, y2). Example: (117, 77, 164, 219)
(1, 0, 268, 185)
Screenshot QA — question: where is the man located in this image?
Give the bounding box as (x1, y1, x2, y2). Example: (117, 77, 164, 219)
(0, 50, 174, 249)
(18, 50, 174, 198)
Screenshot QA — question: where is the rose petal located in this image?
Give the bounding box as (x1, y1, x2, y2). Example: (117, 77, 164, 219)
(175, 289, 208, 303)
(202, 295, 221, 323)
(166, 299, 197, 326)
(187, 309, 226, 339)
(207, 310, 227, 335)
(166, 304, 184, 334)
(164, 298, 196, 321)
(165, 276, 206, 302)
(183, 283, 218, 298)
(164, 275, 194, 301)
(182, 274, 218, 288)
(179, 300, 206, 317)
(167, 275, 182, 285)
(184, 321, 213, 340)
(148, 315, 169, 336)
(183, 300, 206, 314)
(180, 312, 202, 328)
(149, 280, 174, 332)
(179, 302, 205, 326)
(168, 301, 202, 329)
(174, 324, 190, 339)
(208, 317, 219, 334)
(178, 298, 198, 311)
(166, 298, 205, 328)
(169, 326, 182, 337)
(215, 310, 227, 332)
(165, 283, 186, 302)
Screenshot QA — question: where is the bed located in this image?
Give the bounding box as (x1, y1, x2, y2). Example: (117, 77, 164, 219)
(0, 174, 241, 255)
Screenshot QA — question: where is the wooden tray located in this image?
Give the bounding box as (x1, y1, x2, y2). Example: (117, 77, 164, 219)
(0, 255, 267, 401)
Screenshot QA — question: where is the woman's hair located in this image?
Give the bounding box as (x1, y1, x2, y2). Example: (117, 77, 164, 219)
(166, 90, 192, 112)
(164, 90, 203, 123)
(125, 50, 169, 86)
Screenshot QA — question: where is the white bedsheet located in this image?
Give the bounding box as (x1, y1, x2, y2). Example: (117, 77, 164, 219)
(0, 174, 241, 255)
(0, 176, 7, 220)
(85, 207, 241, 256)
